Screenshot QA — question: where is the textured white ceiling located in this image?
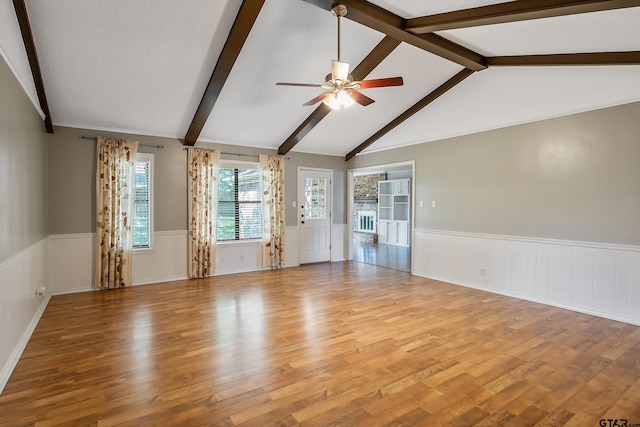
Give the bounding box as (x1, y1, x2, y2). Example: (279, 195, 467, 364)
(0, 0, 41, 118)
(8, 0, 640, 157)
(439, 7, 640, 56)
(368, 0, 514, 18)
(25, 0, 241, 137)
(294, 43, 464, 156)
(370, 65, 640, 153)
(199, 0, 386, 149)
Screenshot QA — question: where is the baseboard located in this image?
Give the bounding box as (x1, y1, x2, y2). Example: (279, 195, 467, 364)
(0, 294, 50, 394)
(132, 275, 189, 286)
(52, 287, 94, 296)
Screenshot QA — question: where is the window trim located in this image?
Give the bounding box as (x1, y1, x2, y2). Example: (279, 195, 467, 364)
(217, 160, 262, 242)
(133, 152, 154, 252)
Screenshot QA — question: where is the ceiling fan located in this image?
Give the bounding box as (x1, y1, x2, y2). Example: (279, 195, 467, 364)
(276, 3, 404, 110)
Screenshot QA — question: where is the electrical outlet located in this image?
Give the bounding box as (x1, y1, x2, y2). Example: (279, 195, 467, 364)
(479, 268, 486, 277)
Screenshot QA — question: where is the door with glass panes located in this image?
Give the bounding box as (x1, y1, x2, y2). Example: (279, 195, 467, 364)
(298, 168, 331, 263)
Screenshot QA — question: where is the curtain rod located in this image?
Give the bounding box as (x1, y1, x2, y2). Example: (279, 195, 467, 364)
(182, 147, 290, 160)
(80, 136, 164, 149)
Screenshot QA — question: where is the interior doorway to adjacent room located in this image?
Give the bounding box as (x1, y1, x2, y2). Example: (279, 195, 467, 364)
(348, 162, 414, 272)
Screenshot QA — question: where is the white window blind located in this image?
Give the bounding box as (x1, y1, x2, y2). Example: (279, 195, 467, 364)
(133, 153, 153, 248)
(217, 166, 262, 241)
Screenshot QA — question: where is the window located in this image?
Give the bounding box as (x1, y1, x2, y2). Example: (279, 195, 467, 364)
(304, 177, 328, 220)
(133, 153, 153, 249)
(217, 165, 262, 241)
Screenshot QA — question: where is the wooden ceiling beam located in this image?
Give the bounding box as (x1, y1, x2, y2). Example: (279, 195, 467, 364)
(301, 0, 486, 71)
(487, 51, 640, 66)
(278, 36, 400, 155)
(345, 68, 475, 161)
(183, 0, 265, 146)
(277, 105, 332, 156)
(13, 0, 53, 133)
(406, 0, 640, 34)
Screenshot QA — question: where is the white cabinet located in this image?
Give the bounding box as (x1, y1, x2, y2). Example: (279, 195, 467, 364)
(378, 219, 409, 246)
(378, 220, 389, 243)
(393, 179, 410, 195)
(397, 221, 408, 245)
(377, 179, 410, 246)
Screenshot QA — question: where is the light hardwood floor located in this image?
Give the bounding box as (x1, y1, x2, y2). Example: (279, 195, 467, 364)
(1, 262, 640, 426)
(352, 240, 410, 272)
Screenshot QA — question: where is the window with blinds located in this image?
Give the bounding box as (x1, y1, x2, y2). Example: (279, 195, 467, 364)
(133, 153, 153, 249)
(217, 166, 262, 241)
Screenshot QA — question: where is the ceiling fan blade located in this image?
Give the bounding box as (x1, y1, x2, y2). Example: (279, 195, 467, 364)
(356, 76, 404, 89)
(302, 92, 327, 106)
(350, 90, 375, 107)
(276, 82, 323, 87)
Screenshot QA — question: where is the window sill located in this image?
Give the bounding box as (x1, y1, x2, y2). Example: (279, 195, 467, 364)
(133, 247, 155, 254)
(216, 239, 262, 247)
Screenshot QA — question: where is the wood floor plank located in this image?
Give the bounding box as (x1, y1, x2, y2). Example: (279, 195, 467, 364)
(1, 261, 640, 425)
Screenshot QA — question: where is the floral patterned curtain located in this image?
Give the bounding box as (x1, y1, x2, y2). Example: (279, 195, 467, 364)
(187, 148, 219, 278)
(260, 154, 286, 268)
(95, 137, 139, 289)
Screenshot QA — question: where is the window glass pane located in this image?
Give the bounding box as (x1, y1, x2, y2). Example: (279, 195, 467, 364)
(217, 201, 236, 240)
(304, 177, 326, 220)
(238, 168, 261, 202)
(239, 202, 262, 239)
(133, 157, 151, 248)
(219, 168, 235, 202)
(217, 166, 262, 241)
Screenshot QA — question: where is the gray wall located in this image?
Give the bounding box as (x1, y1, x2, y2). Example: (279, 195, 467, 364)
(349, 101, 640, 246)
(48, 127, 188, 233)
(283, 151, 347, 227)
(48, 127, 347, 234)
(0, 56, 48, 262)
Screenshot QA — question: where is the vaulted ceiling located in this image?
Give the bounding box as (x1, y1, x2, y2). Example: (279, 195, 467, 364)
(9, 0, 640, 160)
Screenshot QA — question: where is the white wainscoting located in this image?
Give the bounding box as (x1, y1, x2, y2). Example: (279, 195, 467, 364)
(214, 240, 262, 276)
(285, 226, 300, 267)
(413, 229, 640, 326)
(48, 231, 189, 294)
(48, 233, 94, 294)
(47, 227, 343, 293)
(133, 231, 188, 285)
(332, 224, 347, 262)
(0, 238, 49, 394)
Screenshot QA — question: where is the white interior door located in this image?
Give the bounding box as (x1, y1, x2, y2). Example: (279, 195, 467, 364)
(299, 169, 331, 264)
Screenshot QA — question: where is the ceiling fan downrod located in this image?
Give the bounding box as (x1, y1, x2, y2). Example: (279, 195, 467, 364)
(331, 4, 347, 62)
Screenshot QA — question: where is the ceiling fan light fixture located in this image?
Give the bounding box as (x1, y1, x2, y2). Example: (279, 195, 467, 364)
(323, 89, 355, 110)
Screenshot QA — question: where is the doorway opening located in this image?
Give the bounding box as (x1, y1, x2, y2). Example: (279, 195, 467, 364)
(348, 162, 414, 272)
